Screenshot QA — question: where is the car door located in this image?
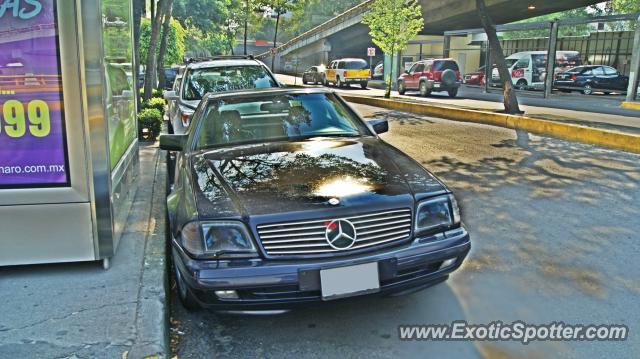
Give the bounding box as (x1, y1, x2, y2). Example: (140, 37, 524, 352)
(326, 61, 336, 82)
(590, 66, 606, 89)
(603, 66, 625, 91)
(410, 63, 425, 89)
(404, 62, 418, 88)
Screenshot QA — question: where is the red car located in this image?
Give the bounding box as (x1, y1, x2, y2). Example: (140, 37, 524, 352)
(463, 67, 486, 86)
(397, 58, 462, 97)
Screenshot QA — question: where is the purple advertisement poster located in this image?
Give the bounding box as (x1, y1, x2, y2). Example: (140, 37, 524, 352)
(0, 0, 69, 188)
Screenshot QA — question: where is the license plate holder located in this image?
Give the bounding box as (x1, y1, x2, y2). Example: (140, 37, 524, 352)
(320, 262, 380, 300)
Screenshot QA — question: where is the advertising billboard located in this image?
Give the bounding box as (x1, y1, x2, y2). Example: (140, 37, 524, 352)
(0, 0, 69, 188)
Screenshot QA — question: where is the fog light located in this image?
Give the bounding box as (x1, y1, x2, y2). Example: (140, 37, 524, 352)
(215, 290, 239, 299)
(440, 258, 457, 269)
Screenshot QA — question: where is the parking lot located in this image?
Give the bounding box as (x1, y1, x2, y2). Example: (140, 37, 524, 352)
(170, 102, 640, 358)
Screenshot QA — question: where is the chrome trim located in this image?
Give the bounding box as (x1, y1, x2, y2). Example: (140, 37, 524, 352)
(257, 208, 412, 256)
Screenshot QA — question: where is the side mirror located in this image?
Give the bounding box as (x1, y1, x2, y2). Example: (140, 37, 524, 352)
(164, 90, 179, 101)
(160, 134, 187, 151)
(368, 119, 389, 135)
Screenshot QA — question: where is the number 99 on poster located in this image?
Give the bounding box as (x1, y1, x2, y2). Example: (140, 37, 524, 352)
(0, 100, 51, 138)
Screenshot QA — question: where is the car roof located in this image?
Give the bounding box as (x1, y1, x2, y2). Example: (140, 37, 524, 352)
(332, 58, 367, 62)
(204, 87, 334, 101)
(187, 59, 265, 70)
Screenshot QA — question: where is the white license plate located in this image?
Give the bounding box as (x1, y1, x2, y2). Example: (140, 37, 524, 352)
(320, 262, 380, 300)
(434, 83, 440, 88)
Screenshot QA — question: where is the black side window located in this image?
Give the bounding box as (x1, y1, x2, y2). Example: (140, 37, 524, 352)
(337, 62, 345, 69)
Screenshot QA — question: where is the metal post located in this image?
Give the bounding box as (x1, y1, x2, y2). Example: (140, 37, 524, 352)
(544, 21, 559, 99)
(626, 16, 640, 102)
(443, 35, 451, 58)
(484, 41, 491, 93)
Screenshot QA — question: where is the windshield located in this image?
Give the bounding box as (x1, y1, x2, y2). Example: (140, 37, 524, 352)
(195, 93, 371, 149)
(344, 60, 368, 70)
(182, 65, 278, 101)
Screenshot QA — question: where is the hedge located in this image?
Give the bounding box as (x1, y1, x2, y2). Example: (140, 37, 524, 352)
(138, 108, 162, 140)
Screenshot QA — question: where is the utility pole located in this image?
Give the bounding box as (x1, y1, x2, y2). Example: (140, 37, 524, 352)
(244, 0, 249, 55)
(271, 10, 281, 71)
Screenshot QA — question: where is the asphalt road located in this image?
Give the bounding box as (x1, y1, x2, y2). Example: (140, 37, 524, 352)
(170, 103, 640, 358)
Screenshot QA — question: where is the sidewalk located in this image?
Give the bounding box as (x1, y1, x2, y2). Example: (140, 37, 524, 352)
(0, 144, 168, 359)
(277, 74, 640, 135)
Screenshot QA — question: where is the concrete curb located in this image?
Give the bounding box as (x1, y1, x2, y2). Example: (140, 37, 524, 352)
(342, 94, 640, 154)
(621, 101, 640, 111)
(128, 145, 169, 359)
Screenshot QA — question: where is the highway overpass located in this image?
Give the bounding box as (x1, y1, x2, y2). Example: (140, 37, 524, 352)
(260, 0, 603, 70)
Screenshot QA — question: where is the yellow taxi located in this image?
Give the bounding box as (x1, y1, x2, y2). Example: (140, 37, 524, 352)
(324, 58, 371, 89)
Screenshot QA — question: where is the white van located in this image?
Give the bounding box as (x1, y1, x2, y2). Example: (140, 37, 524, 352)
(491, 51, 581, 90)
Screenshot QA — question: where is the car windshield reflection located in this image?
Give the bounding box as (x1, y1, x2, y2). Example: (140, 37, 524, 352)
(195, 93, 371, 150)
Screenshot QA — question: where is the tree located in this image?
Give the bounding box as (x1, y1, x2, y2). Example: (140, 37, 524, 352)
(172, 0, 238, 56)
(258, 0, 300, 69)
(157, 0, 175, 89)
(362, 0, 424, 98)
(281, 0, 361, 40)
(139, 18, 186, 66)
(476, 0, 522, 114)
(133, 0, 144, 107)
(611, 0, 640, 13)
(143, 0, 167, 100)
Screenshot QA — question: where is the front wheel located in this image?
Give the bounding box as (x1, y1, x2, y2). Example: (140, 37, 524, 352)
(515, 79, 528, 90)
(448, 88, 458, 98)
(174, 262, 201, 311)
(302, 78, 307, 85)
(582, 84, 593, 95)
(360, 82, 368, 89)
(398, 81, 406, 95)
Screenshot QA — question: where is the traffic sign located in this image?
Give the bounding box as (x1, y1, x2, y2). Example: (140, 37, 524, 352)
(367, 47, 376, 57)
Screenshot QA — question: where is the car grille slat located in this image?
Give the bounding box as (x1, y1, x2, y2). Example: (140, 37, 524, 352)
(256, 208, 412, 256)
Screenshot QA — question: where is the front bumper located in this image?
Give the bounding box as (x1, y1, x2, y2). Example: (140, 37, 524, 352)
(173, 227, 471, 309)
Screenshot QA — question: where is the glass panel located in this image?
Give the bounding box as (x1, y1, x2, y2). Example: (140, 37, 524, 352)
(102, 0, 136, 170)
(0, 0, 70, 188)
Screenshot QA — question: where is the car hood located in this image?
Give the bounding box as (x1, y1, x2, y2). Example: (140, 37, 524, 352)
(190, 137, 447, 218)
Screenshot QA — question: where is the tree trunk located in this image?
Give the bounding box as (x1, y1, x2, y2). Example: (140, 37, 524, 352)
(271, 12, 280, 71)
(133, 0, 144, 107)
(244, 0, 249, 55)
(144, 0, 165, 101)
(385, 44, 395, 99)
(156, 0, 173, 90)
(476, 0, 522, 114)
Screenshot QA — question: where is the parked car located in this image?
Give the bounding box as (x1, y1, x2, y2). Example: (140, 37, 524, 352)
(554, 65, 629, 95)
(160, 88, 470, 310)
(324, 58, 371, 89)
(397, 58, 462, 97)
(372, 61, 384, 80)
(164, 56, 280, 134)
(491, 51, 581, 90)
(302, 65, 325, 85)
(463, 66, 485, 86)
(163, 67, 179, 90)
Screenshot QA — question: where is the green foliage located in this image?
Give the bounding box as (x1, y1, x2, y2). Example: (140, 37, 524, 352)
(362, 0, 424, 97)
(142, 97, 167, 115)
(362, 0, 424, 57)
(138, 108, 163, 140)
(140, 17, 186, 65)
(140, 87, 164, 98)
(611, 0, 640, 13)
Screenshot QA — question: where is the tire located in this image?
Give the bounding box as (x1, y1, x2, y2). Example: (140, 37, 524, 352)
(582, 84, 593, 95)
(419, 81, 431, 97)
(441, 69, 457, 88)
(337, 77, 343, 88)
(515, 79, 527, 90)
(361, 82, 368, 89)
(448, 88, 458, 98)
(174, 261, 201, 311)
(398, 81, 406, 95)
(302, 78, 307, 85)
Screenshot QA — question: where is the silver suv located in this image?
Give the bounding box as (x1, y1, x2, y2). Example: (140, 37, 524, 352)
(164, 56, 280, 134)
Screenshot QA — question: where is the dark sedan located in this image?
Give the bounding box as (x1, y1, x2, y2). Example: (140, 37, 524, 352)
(302, 66, 324, 85)
(161, 88, 470, 310)
(554, 65, 629, 95)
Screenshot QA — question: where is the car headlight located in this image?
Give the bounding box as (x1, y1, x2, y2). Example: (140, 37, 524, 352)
(180, 221, 258, 258)
(415, 194, 461, 233)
